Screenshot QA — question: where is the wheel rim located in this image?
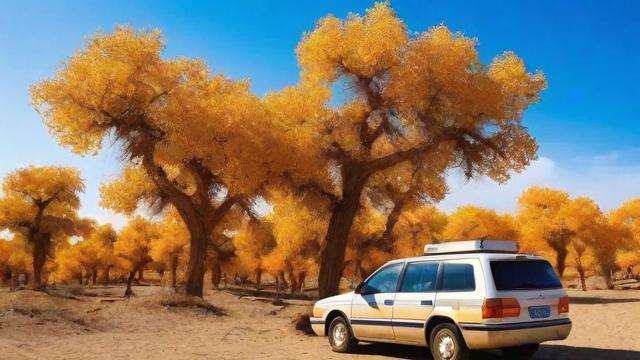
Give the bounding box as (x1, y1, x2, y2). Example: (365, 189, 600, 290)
(333, 323, 347, 347)
(438, 333, 456, 359)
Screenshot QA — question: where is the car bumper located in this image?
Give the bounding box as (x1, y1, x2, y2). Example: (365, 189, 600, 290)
(459, 318, 572, 349)
(310, 317, 325, 336)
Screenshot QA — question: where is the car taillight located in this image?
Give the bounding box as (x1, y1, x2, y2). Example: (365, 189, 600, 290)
(482, 298, 521, 319)
(558, 295, 570, 313)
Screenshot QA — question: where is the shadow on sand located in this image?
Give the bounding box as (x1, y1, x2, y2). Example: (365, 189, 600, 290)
(568, 296, 640, 305)
(348, 343, 640, 360)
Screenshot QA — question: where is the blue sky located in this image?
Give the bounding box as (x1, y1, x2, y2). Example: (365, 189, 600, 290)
(1, 0, 639, 228)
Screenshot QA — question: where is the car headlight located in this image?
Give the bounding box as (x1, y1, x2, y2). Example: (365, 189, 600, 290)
(313, 303, 324, 318)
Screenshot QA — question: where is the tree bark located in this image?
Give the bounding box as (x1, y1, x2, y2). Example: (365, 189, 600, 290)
(210, 258, 221, 290)
(32, 237, 48, 290)
(551, 246, 568, 278)
(318, 168, 366, 298)
(288, 270, 298, 294)
(297, 272, 307, 293)
(10, 271, 15, 291)
(137, 266, 145, 282)
(255, 269, 262, 290)
(577, 265, 587, 291)
(125, 268, 138, 297)
(171, 256, 178, 289)
(92, 270, 98, 285)
(101, 266, 111, 285)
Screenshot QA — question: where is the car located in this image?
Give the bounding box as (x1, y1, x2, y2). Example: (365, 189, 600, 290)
(310, 240, 572, 360)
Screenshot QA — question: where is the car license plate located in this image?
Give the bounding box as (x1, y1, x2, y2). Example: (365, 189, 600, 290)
(528, 305, 551, 319)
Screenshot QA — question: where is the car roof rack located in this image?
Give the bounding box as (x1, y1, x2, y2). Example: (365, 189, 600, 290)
(423, 240, 519, 256)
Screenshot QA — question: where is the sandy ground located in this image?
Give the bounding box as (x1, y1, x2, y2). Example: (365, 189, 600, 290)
(0, 285, 639, 360)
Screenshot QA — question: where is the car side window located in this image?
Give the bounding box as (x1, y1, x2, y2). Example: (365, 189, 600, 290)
(365, 263, 404, 294)
(440, 263, 475, 292)
(399, 262, 439, 293)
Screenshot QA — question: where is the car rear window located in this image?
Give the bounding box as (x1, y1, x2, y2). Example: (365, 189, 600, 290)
(490, 260, 562, 290)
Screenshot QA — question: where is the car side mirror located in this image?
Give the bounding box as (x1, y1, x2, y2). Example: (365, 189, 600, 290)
(355, 283, 376, 295)
(354, 282, 365, 294)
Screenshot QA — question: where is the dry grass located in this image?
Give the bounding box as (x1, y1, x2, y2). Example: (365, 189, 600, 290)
(159, 293, 224, 316)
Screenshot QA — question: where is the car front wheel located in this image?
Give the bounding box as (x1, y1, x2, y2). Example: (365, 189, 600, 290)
(429, 323, 470, 360)
(328, 317, 357, 353)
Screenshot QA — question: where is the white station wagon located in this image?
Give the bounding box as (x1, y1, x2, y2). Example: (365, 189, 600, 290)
(310, 240, 571, 360)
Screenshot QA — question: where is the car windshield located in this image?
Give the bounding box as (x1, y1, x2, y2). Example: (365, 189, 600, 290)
(490, 260, 562, 290)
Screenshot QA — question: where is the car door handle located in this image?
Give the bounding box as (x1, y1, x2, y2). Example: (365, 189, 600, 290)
(420, 300, 433, 306)
(384, 300, 394, 306)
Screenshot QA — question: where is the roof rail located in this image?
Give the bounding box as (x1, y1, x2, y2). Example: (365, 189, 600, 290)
(423, 240, 519, 256)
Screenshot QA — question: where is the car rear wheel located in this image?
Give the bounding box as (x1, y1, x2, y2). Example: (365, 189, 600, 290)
(429, 323, 470, 360)
(328, 317, 357, 353)
(502, 344, 540, 359)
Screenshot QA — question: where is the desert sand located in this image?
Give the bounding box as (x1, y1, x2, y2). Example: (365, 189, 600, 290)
(0, 285, 639, 360)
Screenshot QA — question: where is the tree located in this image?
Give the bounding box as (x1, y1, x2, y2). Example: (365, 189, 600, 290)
(263, 191, 326, 293)
(32, 28, 273, 297)
(150, 208, 189, 289)
(115, 217, 159, 297)
(287, 3, 544, 297)
(233, 219, 275, 289)
(0, 236, 32, 289)
(517, 187, 573, 277)
(609, 199, 640, 281)
(0, 166, 84, 288)
(443, 206, 518, 241)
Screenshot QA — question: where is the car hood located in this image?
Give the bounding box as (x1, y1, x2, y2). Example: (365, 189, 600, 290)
(317, 291, 353, 305)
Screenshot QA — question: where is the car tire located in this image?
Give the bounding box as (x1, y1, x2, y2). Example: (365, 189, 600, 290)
(429, 323, 470, 360)
(328, 317, 357, 353)
(502, 344, 540, 359)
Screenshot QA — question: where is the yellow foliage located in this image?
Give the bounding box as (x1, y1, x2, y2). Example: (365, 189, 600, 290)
(100, 166, 158, 215)
(443, 206, 517, 241)
(262, 190, 327, 277)
(115, 217, 159, 271)
(150, 208, 189, 270)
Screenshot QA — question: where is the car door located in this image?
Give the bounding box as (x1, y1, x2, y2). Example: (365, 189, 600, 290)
(350, 262, 404, 341)
(392, 261, 439, 344)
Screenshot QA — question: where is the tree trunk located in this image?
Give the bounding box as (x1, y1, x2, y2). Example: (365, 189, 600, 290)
(318, 168, 366, 298)
(577, 265, 587, 291)
(603, 266, 614, 289)
(32, 238, 48, 290)
(297, 272, 307, 292)
(171, 256, 179, 289)
(278, 271, 287, 289)
(92, 270, 98, 285)
(553, 247, 568, 278)
(288, 270, 298, 294)
(10, 271, 15, 291)
(137, 266, 145, 282)
(125, 268, 138, 297)
(255, 269, 263, 290)
(101, 266, 111, 285)
(210, 259, 221, 290)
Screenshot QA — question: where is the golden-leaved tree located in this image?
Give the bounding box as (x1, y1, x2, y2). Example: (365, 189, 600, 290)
(263, 190, 327, 293)
(32, 28, 290, 297)
(443, 206, 518, 241)
(0, 166, 84, 288)
(284, 3, 545, 297)
(611, 199, 640, 270)
(115, 217, 159, 297)
(0, 236, 32, 289)
(517, 187, 573, 276)
(150, 208, 189, 289)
